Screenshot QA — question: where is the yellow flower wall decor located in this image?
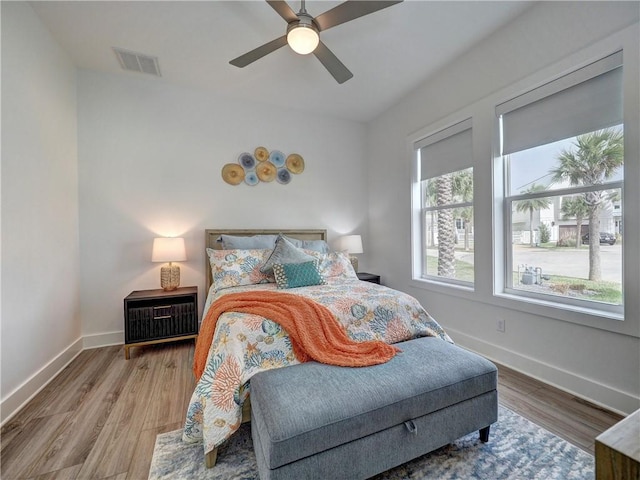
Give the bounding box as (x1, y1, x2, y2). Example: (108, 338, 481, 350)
(222, 147, 305, 186)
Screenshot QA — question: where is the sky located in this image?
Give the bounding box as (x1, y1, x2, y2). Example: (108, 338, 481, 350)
(508, 126, 624, 194)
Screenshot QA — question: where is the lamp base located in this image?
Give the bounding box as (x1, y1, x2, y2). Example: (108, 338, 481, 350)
(349, 256, 359, 273)
(160, 264, 180, 291)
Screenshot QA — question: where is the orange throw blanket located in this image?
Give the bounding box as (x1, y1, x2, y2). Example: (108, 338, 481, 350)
(193, 290, 399, 381)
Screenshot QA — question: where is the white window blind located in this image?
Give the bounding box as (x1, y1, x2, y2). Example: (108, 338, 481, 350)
(497, 51, 623, 155)
(416, 118, 473, 180)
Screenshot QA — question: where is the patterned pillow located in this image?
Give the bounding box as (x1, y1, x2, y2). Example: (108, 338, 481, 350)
(305, 250, 357, 279)
(207, 248, 273, 291)
(273, 260, 326, 289)
(260, 235, 315, 275)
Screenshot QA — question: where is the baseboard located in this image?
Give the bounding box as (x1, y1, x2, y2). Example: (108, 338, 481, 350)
(82, 330, 124, 349)
(4, 327, 636, 425)
(447, 326, 639, 416)
(1, 331, 125, 426)
(1, 337, 83, 426)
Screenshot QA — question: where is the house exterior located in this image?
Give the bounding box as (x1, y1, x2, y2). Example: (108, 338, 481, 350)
(512, 180, 622, 245)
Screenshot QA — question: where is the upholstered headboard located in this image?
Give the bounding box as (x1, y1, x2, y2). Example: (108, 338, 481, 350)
(204, 229, 328, 290)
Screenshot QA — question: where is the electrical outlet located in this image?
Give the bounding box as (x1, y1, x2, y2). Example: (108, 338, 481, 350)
(496, 318, 506, 333)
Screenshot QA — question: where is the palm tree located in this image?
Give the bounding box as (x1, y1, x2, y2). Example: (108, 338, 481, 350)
(452, 170, 474, 251)
(550, 129, 623, 281)
(515, 183, 551, 247)
(425, 169, 474, 278)
(436, 173, 456, 277)
(560, 196, 589, 248)
(424, 180, 437, 248)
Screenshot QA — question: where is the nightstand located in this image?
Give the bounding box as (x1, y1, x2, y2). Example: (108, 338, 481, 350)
(124, 286, 198, 359)
(595, 409, 640, 479)
(357, 272, 380, 284)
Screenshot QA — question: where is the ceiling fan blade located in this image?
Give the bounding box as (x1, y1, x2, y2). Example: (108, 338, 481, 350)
(266, 0, 299, 23)
(313, 0, 403, 32)
(313, 41, 353, 84)
(230, 35, 288, 68)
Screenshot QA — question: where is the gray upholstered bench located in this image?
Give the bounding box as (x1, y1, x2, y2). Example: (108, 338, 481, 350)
(250, 337, 498, 480)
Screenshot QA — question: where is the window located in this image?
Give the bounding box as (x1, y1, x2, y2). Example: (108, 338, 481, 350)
(415, 119, 474, 286)
(497, 51, 624, 314)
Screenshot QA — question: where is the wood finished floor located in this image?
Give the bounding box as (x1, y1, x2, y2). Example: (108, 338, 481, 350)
(1, 340, 624, 479)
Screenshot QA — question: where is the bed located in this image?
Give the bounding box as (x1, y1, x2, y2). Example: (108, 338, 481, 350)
(182, 228, 452, 468)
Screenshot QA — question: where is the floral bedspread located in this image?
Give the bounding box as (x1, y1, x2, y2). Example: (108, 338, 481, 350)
(182, 277, 452, 455)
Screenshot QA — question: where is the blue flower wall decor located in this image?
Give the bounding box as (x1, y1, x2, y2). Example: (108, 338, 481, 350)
(222, 147, 305, 186)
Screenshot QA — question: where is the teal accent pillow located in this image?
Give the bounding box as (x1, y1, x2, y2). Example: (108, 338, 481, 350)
(273, 261, 326, 289)
(260, 235, 315, 275)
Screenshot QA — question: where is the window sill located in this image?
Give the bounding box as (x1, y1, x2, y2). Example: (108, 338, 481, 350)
(410, 277, 474, 294)
(409, 278, 636, 338)
(494, 291, 624, 322)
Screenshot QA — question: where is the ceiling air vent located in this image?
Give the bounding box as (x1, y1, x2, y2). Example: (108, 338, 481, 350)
(113, 47, 161, 77)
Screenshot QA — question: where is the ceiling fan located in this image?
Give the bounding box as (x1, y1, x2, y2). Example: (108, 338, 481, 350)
(229, 0, 403, 84)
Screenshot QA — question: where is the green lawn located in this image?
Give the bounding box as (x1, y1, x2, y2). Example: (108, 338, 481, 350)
(511, 272, 622, 304)
(426, 252, 621, 304)
(513, 243, 621, 303)
(426, 256, 474, 282)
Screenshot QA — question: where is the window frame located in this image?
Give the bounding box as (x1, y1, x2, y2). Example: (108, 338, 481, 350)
(409, 24, 638, 337)
(420, 168, 474, 287)
(495, 51, 626, 320)
(412, 118, 475, 290)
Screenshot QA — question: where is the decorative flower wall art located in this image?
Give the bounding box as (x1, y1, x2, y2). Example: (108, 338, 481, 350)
(221, 147, 305, 186)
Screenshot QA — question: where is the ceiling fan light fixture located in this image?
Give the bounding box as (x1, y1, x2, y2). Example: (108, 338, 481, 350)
(230, 0, 404, 83)
(287, 20, 319, 55)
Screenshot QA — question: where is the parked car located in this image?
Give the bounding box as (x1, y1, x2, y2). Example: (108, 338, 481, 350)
(581, 232, 616, 245)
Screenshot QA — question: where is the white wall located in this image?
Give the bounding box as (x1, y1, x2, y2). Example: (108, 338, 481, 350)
(367, 2, 640, 414)
(77, 71, 368, 343)
(1, 2, 81, 422)
(4, 0, 638, 425)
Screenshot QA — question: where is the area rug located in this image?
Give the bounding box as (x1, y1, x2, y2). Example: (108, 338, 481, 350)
(148, 405, 594, 479)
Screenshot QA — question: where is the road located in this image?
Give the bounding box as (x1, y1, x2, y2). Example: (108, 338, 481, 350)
(511, 244, 622, 283)
(435, 244, 623, 283)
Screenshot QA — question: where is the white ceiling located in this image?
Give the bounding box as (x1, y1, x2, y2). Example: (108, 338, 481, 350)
(31, 0, 533, 122)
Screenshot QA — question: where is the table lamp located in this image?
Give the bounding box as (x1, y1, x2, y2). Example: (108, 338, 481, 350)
(338, 235, 363, 272)
(152, 237, 186, 291)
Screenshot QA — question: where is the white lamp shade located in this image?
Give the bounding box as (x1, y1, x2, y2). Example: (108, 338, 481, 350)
(338, 235, 363, 255)
(152, 237, 186, 263)
(287, 25, 319, 55)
